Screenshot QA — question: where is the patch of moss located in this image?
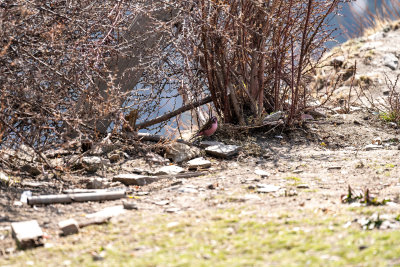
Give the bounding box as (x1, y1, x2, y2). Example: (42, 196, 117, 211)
(380, 111, 400, 124)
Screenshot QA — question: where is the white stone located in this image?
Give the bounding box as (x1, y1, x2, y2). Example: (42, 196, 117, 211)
(58, 219, 79, 236)
(205, 144, 241, 158)
(372, 137, 382, 145)
(82, 156, 102, 172)
(11, 220, 44, 249)
(364, 144, 383, 151)
(256, 184, 280, 193)
(263, 111, 284, 123)
(86, 205, 125, 219)
(199, 141, 224, 148)
(0, 172, 9, 184)
(187, 157, 212, 169)
(155, 165, 184, 175)
(330, 56, 345, 66)
(384, 53, 398, 70)
(113, 174, 161, 186)
(165, 143, 201, 163)
(254, 169, 270, 178)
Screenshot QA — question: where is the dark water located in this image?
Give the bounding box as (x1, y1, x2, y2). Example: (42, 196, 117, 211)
(336, 0, 400, 44)
(142, 0, 400, 135)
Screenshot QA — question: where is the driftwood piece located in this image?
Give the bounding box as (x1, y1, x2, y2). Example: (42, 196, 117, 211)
(27, 190, 126, 205)
(135, 96, 212, 130)
(113, 172, 206, 186)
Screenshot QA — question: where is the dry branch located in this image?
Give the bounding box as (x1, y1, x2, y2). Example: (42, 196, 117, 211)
(135, 96, 212, 129)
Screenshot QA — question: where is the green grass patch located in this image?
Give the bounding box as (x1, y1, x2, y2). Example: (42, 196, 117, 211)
(284, 176, 301, 182)
(2, 206, 400, 266)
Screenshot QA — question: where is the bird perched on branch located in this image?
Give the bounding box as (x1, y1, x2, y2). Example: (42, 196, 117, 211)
(190, 116, 218, 140)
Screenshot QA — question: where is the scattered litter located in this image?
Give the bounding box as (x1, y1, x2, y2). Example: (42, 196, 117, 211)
(20, 191, 32, 204)
(27, 190, 126, 205)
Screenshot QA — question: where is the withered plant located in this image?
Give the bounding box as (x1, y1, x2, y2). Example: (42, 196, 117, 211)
(172, 0, 349, 125)
(0, 0, 350, 174)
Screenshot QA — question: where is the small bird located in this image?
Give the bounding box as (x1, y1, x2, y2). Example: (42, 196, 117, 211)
(191, 116, 218, 140)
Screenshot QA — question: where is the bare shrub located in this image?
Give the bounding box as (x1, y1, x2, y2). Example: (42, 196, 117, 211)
(165, 0, 350, 125)
(0, 0, 351, 174)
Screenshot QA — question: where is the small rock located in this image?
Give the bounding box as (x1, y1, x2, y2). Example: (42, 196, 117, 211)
(207, 183, 218, 190)
(301, 114, 314, 121)
(263, 111, 284, 123)
(327, 166, 342, 170)
(287, 189, 298, 196)
(87, 178, 109, 189)
(166, 222, 180, 228)
(113, 174, 161, 186)
(0, 172, 10, 185)
(107, 152, 121, 163)
(256, 184, 280, 193)
(20, 190, 32, 203)
(135, 191, 149, 196)
(165, 207, 180, 213)
(384, 53, 398, 70)
(243, 194, 261, 201)
(254, 169, 270, 178)
(187, 157, 212, 169)
(21, 164, 41, 176)
(331, 56, 345, 67)
(58, 219, 79, 236)
(154, 165, 184, 175)
(205, 144, 241, 158)
(297, 184, 310, 189)
(199, 141, 224, 148)
(154, 200, 170, 206)
(178, 186, 199, 193)
(11, 220, 44, 249)
(364, 144, 383, 151)
(82, 156, 102, 173)
(122, 200, 138, 210)
(86, 205, 125, 220)
(372, 137, 382, 145)
(44, 148, 71, 158)
(145, 152, 170, 164)
(165, 143, 201, 163)
(367, 31, 386, 41)
(92, 251, 105, 261)
(13, 201, 23, 207)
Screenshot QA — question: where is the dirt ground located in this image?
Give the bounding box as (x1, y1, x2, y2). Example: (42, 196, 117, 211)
(2, 22, 400, 266)
(1, 106, 400, 258)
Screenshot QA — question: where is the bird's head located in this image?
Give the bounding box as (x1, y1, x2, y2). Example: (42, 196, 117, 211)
(211, 116, 218, 123)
